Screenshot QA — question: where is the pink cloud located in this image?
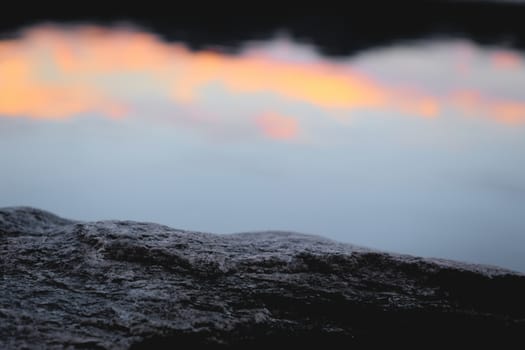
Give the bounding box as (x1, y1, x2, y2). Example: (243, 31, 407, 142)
(490, 51, 522, 70)
(255, 112, 299, 140)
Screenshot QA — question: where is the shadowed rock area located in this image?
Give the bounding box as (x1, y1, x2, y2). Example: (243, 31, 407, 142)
(1, 207, 524, 348)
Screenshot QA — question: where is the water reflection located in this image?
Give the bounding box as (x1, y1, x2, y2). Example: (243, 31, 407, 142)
(1, 24, 524, 271)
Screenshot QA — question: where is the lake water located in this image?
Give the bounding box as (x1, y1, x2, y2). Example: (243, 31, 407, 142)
(1, 24, 524, 271)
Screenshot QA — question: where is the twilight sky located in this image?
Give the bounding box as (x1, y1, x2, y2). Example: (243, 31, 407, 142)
(1, 24, 524, 271)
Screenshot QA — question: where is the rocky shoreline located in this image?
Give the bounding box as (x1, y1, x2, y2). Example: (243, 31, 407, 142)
(1, 207, 524, 348)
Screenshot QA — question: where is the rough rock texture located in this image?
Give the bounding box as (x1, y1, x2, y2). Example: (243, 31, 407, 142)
(1, 207, 524, 349)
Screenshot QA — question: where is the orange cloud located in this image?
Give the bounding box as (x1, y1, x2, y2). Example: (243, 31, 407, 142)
(256, 112, 299, 140)
(170, 51, 388, 110)
(388, 91, 440, 119)
(0, 51, 127, 119)
(450, 89, 525, 124)
(489, 101, 525, 125)
(1, 24, 524, 129)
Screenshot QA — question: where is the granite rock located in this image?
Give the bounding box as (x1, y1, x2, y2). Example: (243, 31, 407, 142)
(1, 207, 524, 348)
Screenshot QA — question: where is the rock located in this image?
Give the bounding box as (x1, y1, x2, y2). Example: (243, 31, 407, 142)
(1, 206, 524, 349)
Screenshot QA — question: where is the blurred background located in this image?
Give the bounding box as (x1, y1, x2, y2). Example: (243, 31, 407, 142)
(1, 1, 525, 271)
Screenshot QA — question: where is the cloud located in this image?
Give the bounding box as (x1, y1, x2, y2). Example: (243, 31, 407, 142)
(255, 112, 299, 140)
(1, 24, 524, 131)
(450, 89, 525, 124)
(490, 50, 522, 70)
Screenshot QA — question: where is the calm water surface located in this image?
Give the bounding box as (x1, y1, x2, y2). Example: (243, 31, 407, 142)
(1, 24, 524, 271)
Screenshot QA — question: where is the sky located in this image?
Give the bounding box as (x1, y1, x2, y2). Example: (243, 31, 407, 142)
(1, 24, 525, 271)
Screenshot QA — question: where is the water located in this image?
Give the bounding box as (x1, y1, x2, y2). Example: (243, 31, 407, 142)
(1, 24, 524, 271)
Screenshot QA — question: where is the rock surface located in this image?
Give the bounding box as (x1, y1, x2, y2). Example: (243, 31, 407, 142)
(1, 207, 524, 348)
